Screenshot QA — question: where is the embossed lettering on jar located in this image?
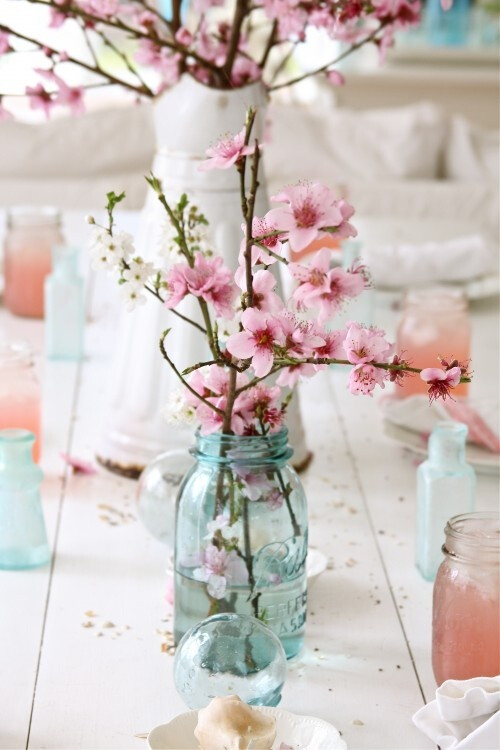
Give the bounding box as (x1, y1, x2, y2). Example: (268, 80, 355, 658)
(174, 429, 308, 659)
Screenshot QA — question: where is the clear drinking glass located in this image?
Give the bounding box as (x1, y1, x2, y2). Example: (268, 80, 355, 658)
(0, 342, 41, 462)
(4, 206, 64, 318)
(174, 429, 308, 659)
(396, 287, 471, 398)
(432, 512, 500, 685)
(0, 429, 49, 570)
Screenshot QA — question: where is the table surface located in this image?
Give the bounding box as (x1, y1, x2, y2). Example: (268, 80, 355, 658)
(0, 211, 498, 750)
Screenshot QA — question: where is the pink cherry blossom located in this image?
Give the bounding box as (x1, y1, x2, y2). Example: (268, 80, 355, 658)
(164, 263, 189, 308)
(135, 41, 181, 86)
(290, 249, 365, 323)
(266, 182, 348, 252)
(0, 31, 11, 55)
(232, 465, 273, 500)
(343, 322, 394, 365)
(35, 68, 84, 114)
(266, 488, 284, 510)
(49, 7, 68, 27)
(60, 452, 97, 475)
(195, 395, 248, 435)
(348, 364, 387, 396)
(238, 217, 286, 277)
(230, 56, 261, 86)
(175, 27, 193, 46)
(314, 329, 346, 361)
(239, 384, 283, 432)
(226, 308, 284, 377)
(26, 83, 55, 118)
(199, 127, 256, 172)
(193, 544, 248, 599)
(420, 366, 461, 403)
(261, 0, 307, 39)
(236, 269, 283, 313)
(183, 253, 238, 319)
(277, 311, 325, 357)
(326, 70, 345, 86)
(276, 363, 316, 388)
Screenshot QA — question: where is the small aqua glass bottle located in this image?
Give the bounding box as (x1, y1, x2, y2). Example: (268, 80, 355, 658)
(416, 422, 475, 582)
(0, 429, 50, 570)
(45, 245, 84, 360)
(426, 0, 470, 47)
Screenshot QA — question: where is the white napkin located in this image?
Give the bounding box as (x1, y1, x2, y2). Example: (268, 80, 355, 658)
(381, 396, 500, 454)
(363, 235, 494, 288)
(413, 676, 500, 749)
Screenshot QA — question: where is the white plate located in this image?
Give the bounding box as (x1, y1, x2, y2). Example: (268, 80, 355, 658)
(148, 707, 346, 750)
(383, 421, 500, 476)
(306, 548, 327, 586)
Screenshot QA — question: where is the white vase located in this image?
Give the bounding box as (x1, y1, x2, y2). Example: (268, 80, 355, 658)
(97, 76, 310, 476)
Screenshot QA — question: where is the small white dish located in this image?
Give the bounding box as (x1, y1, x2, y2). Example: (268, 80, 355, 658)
(147, 706, 346, 750)
(306, 548, 328, 586)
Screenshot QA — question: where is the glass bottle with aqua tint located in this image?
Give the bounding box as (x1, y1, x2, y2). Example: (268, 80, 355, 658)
(416, 422, 475, 582)
(0, 429, 50, 570)
(45, 245, 84, 360)
(174, 429, 308, 659)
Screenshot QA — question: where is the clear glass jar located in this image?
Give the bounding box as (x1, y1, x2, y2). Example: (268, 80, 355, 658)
(4, 206, 64, 318)
(174, 429, 308, 659)
(396, 287, 471, 398)
(0, 342, 41, 462)
(432, 512, 500, 685)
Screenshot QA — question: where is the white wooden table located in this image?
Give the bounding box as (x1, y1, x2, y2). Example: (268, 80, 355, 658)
(0, 211, 498, 750)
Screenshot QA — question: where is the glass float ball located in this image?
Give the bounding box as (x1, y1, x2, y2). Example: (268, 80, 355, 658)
(174, 613, 287, 709)
(136, 449, 194, 547)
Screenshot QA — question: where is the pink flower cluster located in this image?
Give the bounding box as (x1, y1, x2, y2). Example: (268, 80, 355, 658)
(164, 253, 238, 319)
(185, 365, 287, 435)
(26, 68, 84, 118)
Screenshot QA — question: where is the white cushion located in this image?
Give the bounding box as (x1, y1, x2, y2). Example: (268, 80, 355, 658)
(444, 115, 500, 182)
(264, 101, 447, 186)
(0, 103, 155, 180)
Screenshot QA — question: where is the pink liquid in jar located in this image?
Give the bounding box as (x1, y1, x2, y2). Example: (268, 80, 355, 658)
(432, 512, 500, 685)
(0, 342, 41, 462)
(397, 287, 471, 398)
(4, 207, 63, 319)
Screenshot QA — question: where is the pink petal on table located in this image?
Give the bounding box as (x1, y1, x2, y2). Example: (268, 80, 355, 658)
(60, 452, 97, 475)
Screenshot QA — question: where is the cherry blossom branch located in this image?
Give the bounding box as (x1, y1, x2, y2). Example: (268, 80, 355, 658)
(92, 26, 151, 94)
(0, 23, 153, 96)
(159, 330, 225, 416)
(268, 23, 387, 91)
(260, 19, 277, 68)
(144, 283, 207, 334)
(222, 0, 248, 81)
(147, 175, 218, 357)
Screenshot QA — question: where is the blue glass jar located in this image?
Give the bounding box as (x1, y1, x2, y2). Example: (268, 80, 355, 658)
(174, 429, 308, 659)
(45, 245, 84, 361)
(0, 429, 50, 570)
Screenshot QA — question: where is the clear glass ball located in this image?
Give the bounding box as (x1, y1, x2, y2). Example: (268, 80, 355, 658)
(136, 449, 194, 547)
(173, 613, 287, 709)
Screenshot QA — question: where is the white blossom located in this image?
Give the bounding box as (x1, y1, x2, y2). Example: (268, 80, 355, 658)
(89, 228, 135, 271)
(163, 390, 196, 425)
(119, 283, 147, 312)
(122, 257, 156, 286)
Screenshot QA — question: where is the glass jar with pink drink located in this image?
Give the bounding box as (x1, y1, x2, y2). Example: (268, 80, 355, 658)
(4, 207, 64, 318)
(432, 512, 500, 685)
(0, 342, 41, 462)
(396, 287, 471, 398)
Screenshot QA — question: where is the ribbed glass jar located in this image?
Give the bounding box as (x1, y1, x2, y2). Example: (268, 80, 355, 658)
(174, 429, 308, 659)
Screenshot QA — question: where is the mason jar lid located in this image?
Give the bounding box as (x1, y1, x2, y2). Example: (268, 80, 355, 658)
(443, 511, 500, 565)
(0, 341, 34, 370)
(7, 206, 61, 229)
(403, 286, 467, 313)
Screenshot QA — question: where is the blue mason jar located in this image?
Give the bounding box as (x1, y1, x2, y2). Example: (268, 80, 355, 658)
(174, 429, 308, 659)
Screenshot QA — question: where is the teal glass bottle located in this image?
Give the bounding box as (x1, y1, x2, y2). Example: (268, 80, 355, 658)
(416, 422, 475, 582)
(45, 245, 84, 360)
(0, 429, 50, 570)
(174, 429, 308, 659)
